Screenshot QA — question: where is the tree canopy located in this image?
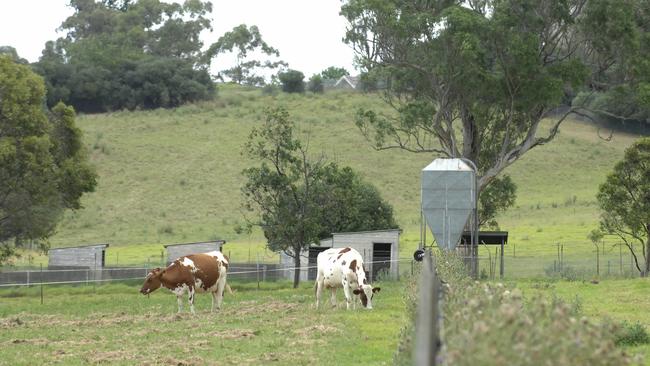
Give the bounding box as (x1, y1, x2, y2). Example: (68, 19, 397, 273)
(321, 66, 349, 80)
(278, 69, 305, 93)
(341, 0, 646, 225)
(241, 107, 397, 287)
(33, 0, 215, 112)
(597, 138, 650, 276)
(574, 0, 650, 128)
(0, 56, 97, 264)
(205, 24, 287, 86)
(0, 46, 28, 64)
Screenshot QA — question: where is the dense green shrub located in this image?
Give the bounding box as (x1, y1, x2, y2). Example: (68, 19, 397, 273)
(614, 321, 650, 346)
(543, 264, 590, 281)
(278, 69, 305, 93)
(34, 57, 214, 112)
(307, 74, 324, 93)
(394, 253, 638, 365)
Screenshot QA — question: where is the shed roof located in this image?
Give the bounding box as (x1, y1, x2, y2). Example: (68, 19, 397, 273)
(460, 231, 508, 245)
(332, 228, 402, 235)
(163, 240, 226, 248)
(49, 244, 109, 251)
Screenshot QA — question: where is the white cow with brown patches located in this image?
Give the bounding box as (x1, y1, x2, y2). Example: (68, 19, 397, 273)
(140, 251, 229, 314)
(315, 247, 381, 310)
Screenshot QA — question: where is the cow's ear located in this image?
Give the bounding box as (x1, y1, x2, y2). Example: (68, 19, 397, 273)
(353, 288, 362, 295)
(372, 287, 381, 293)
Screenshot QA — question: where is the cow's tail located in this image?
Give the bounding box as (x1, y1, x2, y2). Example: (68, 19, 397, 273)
(225, 283, 234, 295)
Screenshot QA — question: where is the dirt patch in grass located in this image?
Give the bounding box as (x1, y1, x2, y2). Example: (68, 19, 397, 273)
(294, 324, 341, 337)
(6, 337, 96, 347)
(1, 311, 163, 329)
(0, 316, 25, 328)
(215, 329, 259, 339)
(220, 299, 300, 317)
(145, 356, 206, 366)
(84, 350, 139, 364)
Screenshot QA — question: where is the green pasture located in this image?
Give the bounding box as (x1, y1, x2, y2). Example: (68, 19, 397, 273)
(0, 279, 408, 365)
(517, 278, 650, 363)
(5, 85, 644, 272)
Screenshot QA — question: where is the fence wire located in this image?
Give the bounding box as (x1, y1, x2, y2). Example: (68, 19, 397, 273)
(0, 258, 414, 288)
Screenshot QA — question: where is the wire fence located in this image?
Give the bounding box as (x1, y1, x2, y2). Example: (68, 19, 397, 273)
(0, 258, 414, 288)
(3, 239, 637, 288)
(464, 240, 645, 280)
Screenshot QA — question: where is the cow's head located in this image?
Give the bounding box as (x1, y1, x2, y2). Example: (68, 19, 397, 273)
(353, 284, 381, 309)
(140, 268, 164, 295)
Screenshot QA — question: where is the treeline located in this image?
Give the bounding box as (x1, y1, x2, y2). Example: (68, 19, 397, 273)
(28, 0, 216, 113)
(1, 0, 295, 113)
(1, 0, 381, 114)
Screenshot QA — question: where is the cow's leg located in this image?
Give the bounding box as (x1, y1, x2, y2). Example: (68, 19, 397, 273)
(315, 271, 324, 309)
(176, 295, 183, 313)
(330, 288, 337, 308)
(211, 292, 217, 312)
(342, 280, 352, 310)
(188, 287, 196, 315)
(214, 275, 226, 311)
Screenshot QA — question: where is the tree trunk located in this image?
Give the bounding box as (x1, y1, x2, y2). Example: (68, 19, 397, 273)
(641, 235, 650, 277)
(292, 249, 301, 289)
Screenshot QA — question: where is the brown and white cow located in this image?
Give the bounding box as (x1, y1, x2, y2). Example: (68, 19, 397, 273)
(140, 251, 229, 314)
(315, 247, 381, 310)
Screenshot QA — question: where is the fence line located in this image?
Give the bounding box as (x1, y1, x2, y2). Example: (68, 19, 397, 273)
(0, 258, 413, 288)
(414, 250, 441, 365)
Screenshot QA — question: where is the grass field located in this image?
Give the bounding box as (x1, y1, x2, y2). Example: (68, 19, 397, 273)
(5, 84, 643, 271)
(0, 279, 408, 365)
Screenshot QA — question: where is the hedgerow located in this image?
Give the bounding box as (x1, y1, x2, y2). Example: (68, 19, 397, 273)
(394, 253, 640, 365)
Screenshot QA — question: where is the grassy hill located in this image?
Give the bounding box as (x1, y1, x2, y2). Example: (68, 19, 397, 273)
(17, 84, 641, 267)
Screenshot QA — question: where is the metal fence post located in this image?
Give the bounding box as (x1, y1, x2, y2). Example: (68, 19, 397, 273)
(40, 264, 43, 305)
(256, 254, 260, 290)
(619, 244, 623, 275)
(414, 251, 439, 365)
(94, 253, 97, 293)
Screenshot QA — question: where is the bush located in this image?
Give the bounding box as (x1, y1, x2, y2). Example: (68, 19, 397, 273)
(394, 253, 637, 365)
(307, 74, 324, 93)
(543, 264, 589, 281)
(261, 83, 280, 96)
(278, 69, 305, 93)
(614, 321, 650, 346)
(34, 57, 215, 112)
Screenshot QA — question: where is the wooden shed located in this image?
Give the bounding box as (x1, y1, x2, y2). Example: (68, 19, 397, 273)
(48, 244, 109, 269)
(164, 240, 226, 264)
(281, 229, 401, 282)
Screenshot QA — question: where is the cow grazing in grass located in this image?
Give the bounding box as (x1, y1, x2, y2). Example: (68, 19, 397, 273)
(315, 247, 381, 310)
(140, 251, 229, 314)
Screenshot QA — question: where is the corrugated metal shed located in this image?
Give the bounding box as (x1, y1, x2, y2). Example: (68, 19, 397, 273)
(164, 240, 226, 264)
(48, 244, 109, 269)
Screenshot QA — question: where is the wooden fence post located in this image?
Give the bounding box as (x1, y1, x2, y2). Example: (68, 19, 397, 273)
(414, 251, 439, 365)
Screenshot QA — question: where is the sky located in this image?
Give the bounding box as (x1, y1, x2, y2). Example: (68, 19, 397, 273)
(0, 0, 358, 78)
